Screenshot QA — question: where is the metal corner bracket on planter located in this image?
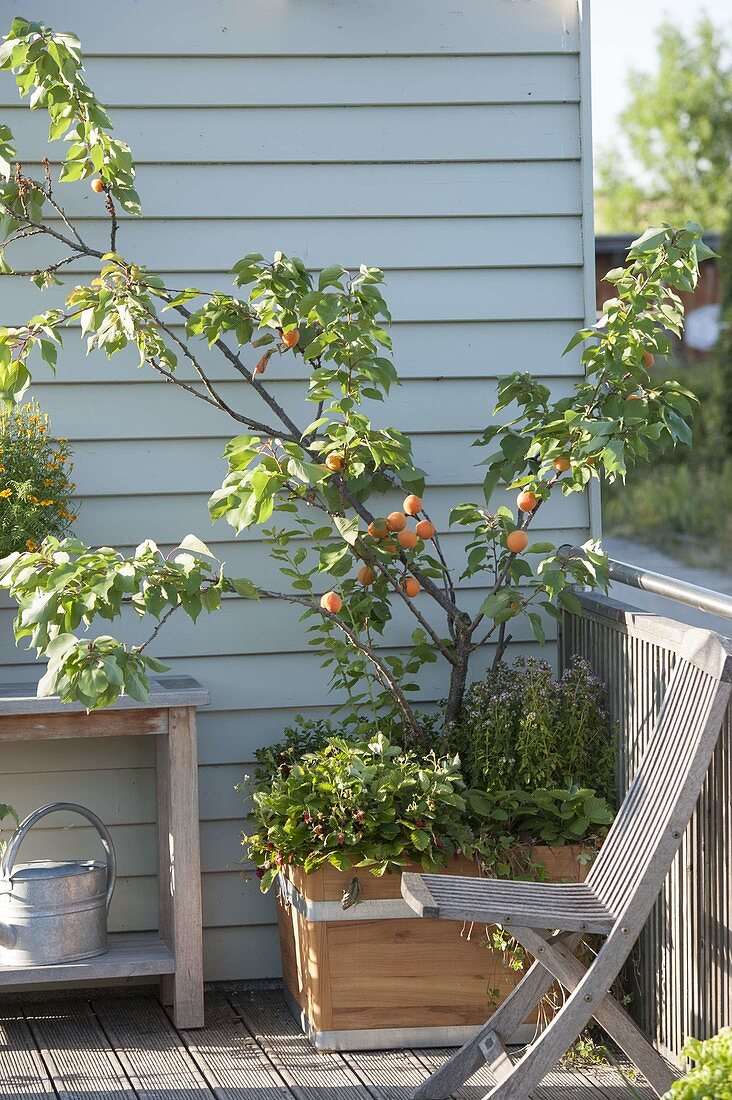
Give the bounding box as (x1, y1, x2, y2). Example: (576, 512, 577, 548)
(0, 802, 116, 966)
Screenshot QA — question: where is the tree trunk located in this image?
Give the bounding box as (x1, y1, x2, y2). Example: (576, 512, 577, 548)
(442, 614, 473, 729)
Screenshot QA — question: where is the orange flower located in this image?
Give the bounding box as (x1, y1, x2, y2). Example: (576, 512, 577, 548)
(44, 478, 53, 487)
(27, 493, 38, 503)
(26, 539, 37, 551)
(0, 488, 11, 499)
(40, 499, 53, 506)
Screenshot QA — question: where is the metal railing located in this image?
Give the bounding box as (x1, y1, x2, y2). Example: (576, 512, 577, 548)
(560, 585, 732, 1061)
(608, 557, 732, 622)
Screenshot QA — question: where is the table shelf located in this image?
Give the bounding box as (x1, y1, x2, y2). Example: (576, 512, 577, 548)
(0, 932, 175, 987)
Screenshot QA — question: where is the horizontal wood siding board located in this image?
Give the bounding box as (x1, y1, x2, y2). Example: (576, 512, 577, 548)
(7, 215, 584, 270)
(12, 162, 584, 217)
(30, 435, 590, 495)
(6, 104, 581, 162)
(3, 267, 584, 322)
(0, 642, 550, 714)
(28, 377, 578, 440)
(17, 319, 584, 382)
(0, 590, 562, 665)
(51, 485, 587, 542)
(7, 1, 580, 55)
(0, 55, 580, 107)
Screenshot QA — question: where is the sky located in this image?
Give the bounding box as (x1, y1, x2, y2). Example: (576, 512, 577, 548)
(591, 0, 732, 154)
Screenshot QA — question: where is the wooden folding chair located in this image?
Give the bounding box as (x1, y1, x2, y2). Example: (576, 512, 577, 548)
(402, 627, 732, 1099)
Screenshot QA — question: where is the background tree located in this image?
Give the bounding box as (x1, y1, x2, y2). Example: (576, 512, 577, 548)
(595, 15, 732, 234)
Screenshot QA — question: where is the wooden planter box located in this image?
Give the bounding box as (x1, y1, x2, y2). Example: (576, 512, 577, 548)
(277, 846, 587, 1050)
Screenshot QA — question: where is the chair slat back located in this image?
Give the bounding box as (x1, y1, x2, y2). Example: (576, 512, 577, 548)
(588, 634, 731, 919)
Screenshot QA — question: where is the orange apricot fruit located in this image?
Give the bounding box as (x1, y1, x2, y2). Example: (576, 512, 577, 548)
(415, 519, 436, 540)
(325, 453, 344, 473)
(382, 539, 398, 555)
(403, 494, 423, 516)
(401, 576, 421, 598)
(367, 519, 389, 539)
(386, 511, 407, 532)
(506, 530, 529, 553)
(642, 349, 654, 369)
(90, 178, 104, 193)
(358, 565, 377, 586)
(552, 455, 571, 474)
(320, 591, 342, 614)
(282, 330, 300, 349)
(517, 490, 538, 513)
(397, 528, 419, 550)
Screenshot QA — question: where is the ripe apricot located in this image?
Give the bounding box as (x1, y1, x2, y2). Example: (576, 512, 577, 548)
(642, 349, 654, 369)
(415, 519, 436, 540)
(506, 530, 528, 553)
(387, 511, 407, 532)
(90, 178, 104, 193)
(320, 591, 342, 614)
(382, 539, 398, 555)
(517, 491, 538, 513)
(325, 453, 344, 473)
(401, 576, 421, 598)
(403, 494, 423, 516)
(397, 528, 419, 550)
(282, 329, 300, 349)
(358, 565, 376, 586)
(625, 393, 643, 402)
(367, 519, 389, 539)
(552, 455, 571, 474)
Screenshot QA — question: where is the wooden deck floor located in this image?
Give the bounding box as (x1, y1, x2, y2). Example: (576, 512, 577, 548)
(0, 989, 653, 1099)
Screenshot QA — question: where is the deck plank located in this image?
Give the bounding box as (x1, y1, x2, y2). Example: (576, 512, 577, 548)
(230, 990, 373, 1100)
(0, 1011, 56, 1099)
(1, 991, 650, 1099)
(169, 993, 294, 1099)
(92, 996, 215, 1100)
(23, 1000, 135, 1098)
(341, 1047, 434, 1100)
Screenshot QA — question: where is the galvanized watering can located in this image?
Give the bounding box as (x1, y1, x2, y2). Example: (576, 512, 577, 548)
(0, 802, 116, 965)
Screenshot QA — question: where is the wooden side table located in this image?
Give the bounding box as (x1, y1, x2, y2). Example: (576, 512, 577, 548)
(0, 675, 209, 1028)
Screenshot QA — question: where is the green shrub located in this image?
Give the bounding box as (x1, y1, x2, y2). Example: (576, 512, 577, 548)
(0, 399, 76, 556)
(445, 656, 616, 803)
(664, 1028, 732, 1099)
(244, 733, 477, 890)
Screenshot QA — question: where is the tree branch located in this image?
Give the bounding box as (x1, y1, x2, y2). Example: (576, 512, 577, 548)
(257, 587, 422, 739)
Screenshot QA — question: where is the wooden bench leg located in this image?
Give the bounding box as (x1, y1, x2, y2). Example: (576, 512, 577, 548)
(156, 707, 205, 1029)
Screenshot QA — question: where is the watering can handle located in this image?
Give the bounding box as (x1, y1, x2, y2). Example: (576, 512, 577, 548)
(0, 802, 117, 911)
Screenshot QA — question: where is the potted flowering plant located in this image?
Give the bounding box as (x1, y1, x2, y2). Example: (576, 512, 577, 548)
(244, 672, 614, 1049)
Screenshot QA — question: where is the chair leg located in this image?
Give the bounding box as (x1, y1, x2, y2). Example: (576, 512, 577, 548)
(514, 928, 679, 1097)
(411, 932, 580, 1100)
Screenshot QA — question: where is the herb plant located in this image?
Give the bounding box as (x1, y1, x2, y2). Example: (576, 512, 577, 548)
(448, 656, 616, 802)
(0, 17, 710, 731)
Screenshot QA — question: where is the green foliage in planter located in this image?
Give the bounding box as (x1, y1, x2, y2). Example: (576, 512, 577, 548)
(467, 785, 614, 851)
(244, 733, 477, 891)
(0, 399, 76, 557)
(446, 656, 616, 803)
(664, 1028, 732, 1100)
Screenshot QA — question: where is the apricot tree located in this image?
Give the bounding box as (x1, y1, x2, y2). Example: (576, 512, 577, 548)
(0, 18, 710, 735)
